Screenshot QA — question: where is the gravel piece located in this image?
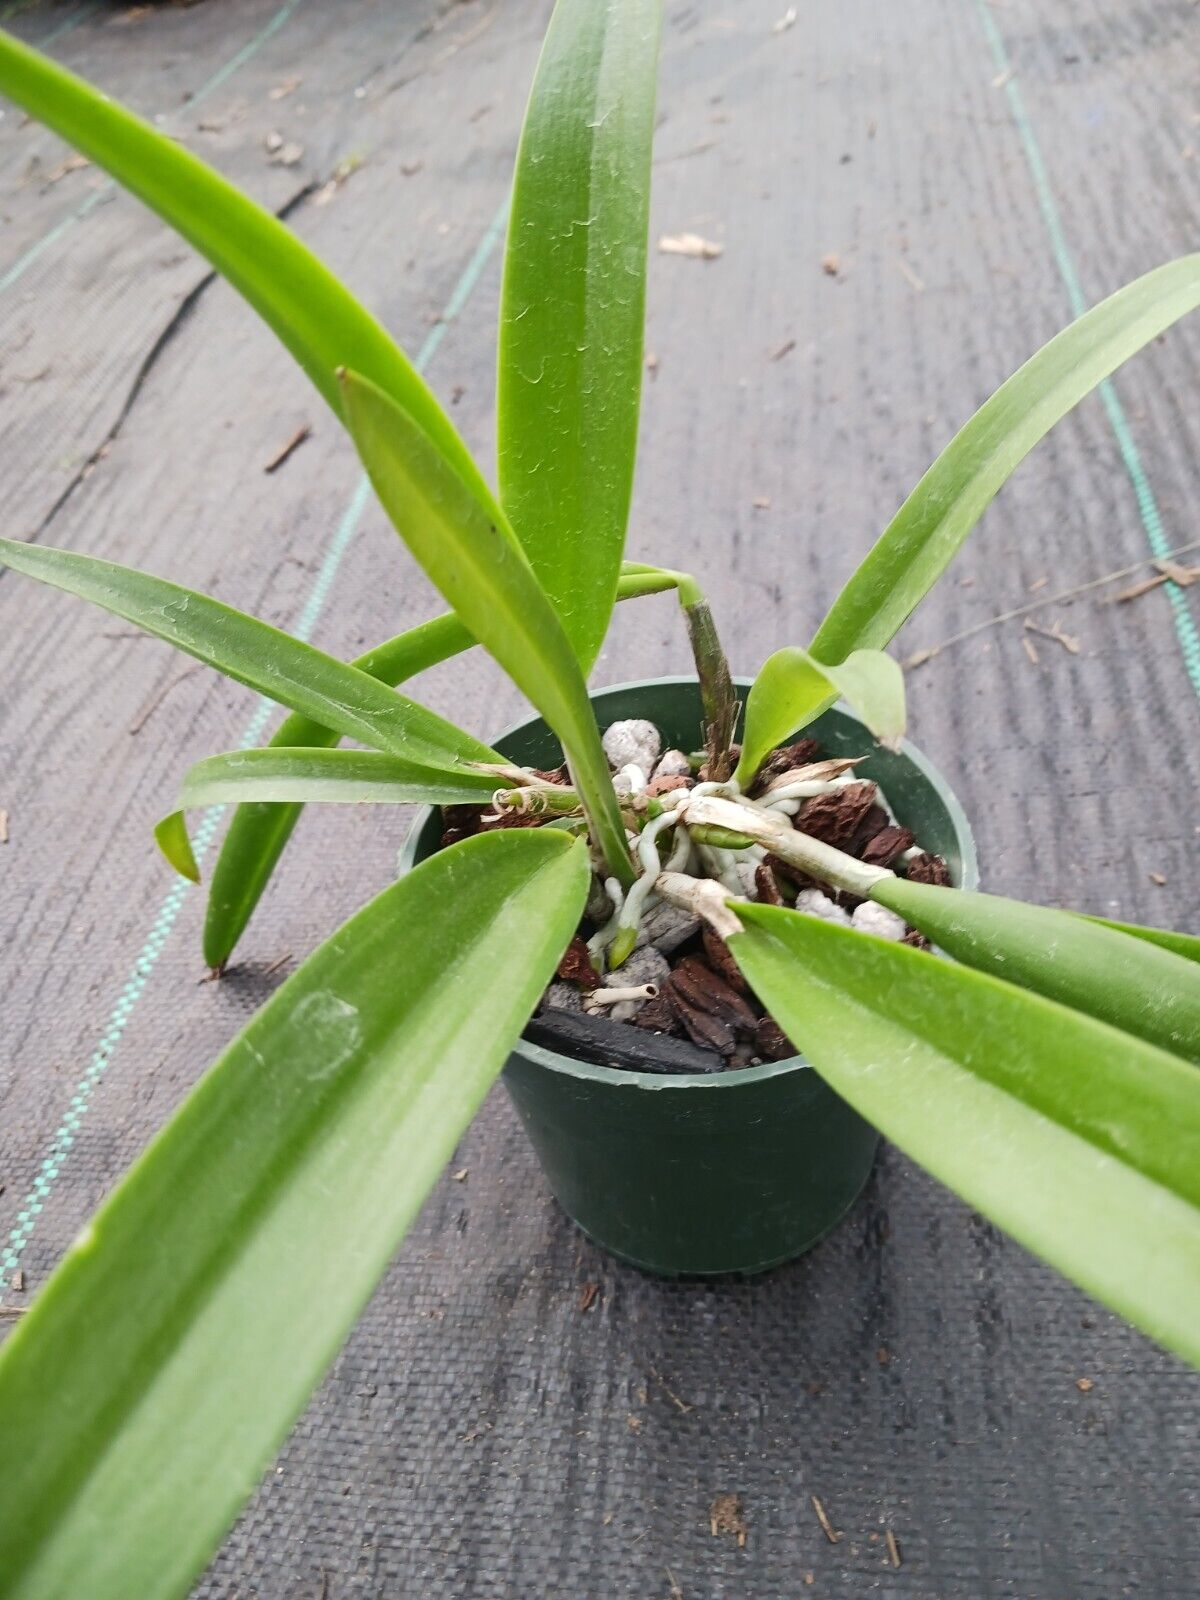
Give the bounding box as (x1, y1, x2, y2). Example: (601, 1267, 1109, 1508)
(541, 981, 584, 1014)
(645, 772, 690, 798)
(634, 901, 700, 954)
(606, 947, 670, 1020)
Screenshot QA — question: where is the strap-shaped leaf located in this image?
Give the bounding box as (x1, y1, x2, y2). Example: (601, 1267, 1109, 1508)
(498, 0, 663, 670)
(729, 903, 1200, 1369)
(0, 829, 589, 1600)
(734, 646, 904, 787)
(875, 878, 1200, 1065)
(0, 30, 488, 504)
(203, 564, 681, 968)
(153, 810, 199, 884)
(811, 256, 1200, 659)
(0, 538, 496, 766)
(1078, 913, 1200, 965)
(339, 370, 634, 885)
(180, 747, 501, 810)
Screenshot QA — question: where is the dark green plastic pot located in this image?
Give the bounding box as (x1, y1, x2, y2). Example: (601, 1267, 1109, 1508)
(401, 676, 978, 1277)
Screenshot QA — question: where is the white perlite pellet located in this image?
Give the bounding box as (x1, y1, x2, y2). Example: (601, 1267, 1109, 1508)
(793, 888, 852, 927)
(851, 901, 908, 941)
(602, 718, 661, 775)
(654, 748, 692, 779)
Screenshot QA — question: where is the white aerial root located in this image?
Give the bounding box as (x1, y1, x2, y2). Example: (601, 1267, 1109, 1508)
(608, 809, 682, 964)
(586, 877, 627, 965)
(681, 793, 895, 899)
(583, 983, 660, 1012)
(471, 761, 541, 786)
(664, 819, 693, 873)
(653, 871, 745, 940)
(761, 757, 864, 795)
(693, 840, 743, 894)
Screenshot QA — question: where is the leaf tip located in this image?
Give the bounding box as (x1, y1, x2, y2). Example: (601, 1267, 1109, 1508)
(155, 810, 200, 884)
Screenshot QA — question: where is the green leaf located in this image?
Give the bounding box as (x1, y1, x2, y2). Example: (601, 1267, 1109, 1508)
(729, 902, 1200, 1369)
(498, 0, 663, 670)
(0, 829, 589, 1600)
(153, 810, 198, 883)
(1077, 913, 1200, 965)
(0, 30, 489, 506)
(874, 878, 1200, 1066)
(339, 370, 634, 886)
(203, 564, 681, 968)
(811, 256, 1200, 660)
(735, 646, 904, 787)
(178, 747, 502, 810)
(0, 538, 496, 767)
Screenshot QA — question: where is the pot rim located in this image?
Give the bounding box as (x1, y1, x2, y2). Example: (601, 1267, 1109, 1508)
(404, 673, 979, 1093)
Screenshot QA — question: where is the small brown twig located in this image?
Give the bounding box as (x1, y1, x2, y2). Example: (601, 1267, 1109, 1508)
(902, 536, 1200, 668)
(264, 422, 311, 474)
(811, 1494, 842, 1543)
(129, 666, 200, 735)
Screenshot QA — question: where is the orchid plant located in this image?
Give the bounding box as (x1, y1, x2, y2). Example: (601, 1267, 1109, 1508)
(0, 6, 1198, 1597)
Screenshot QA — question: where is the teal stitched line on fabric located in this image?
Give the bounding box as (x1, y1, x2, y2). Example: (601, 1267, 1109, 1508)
(972, 0, 1200, 702)
(0, 190, 512, 1292)
(28, 0, 101, 46)
(0, 0, 306, 296)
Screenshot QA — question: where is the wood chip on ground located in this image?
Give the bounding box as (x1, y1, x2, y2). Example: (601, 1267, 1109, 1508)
(709, 1493, 747, 1547)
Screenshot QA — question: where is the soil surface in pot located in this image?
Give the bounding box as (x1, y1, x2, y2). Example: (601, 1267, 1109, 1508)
(440, 719, 954, 1076)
